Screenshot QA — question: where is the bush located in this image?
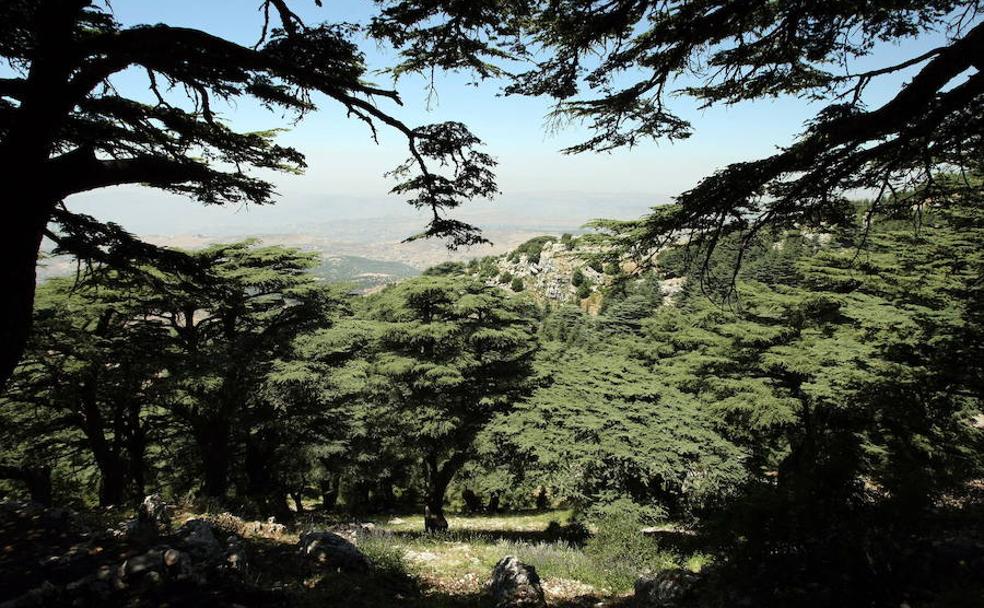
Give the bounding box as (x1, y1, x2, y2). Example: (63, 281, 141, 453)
(584, 502, 674, 590)
(360, 535, 418, 580)
(498, 271, 513, 284)
(511, 277, 525, 292)
(544, 519, 590, 547)
(571, 269, 585, 287)
(576, 283, 592, 300)
(511, 236, 556, 265)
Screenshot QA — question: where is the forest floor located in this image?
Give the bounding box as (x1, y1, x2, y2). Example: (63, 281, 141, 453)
(0, 503, 703, 607)
(256, 509, 706, 607)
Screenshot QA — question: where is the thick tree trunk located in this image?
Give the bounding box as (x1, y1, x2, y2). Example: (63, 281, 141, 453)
(0, 1, 85, 391)
(97, 458, 127, 507)
(423, 451, 465, 533)
(0, 201, 52, 390)
(200, 420, 231, 499)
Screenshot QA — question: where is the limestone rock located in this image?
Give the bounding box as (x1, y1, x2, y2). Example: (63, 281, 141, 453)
(298, 531, 370, 572)
(140, 494, 171, 533)
(488, 555, 546, 608)
(123, 494, 171, 543)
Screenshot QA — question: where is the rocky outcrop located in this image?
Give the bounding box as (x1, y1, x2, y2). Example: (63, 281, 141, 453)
(487, 239, 681, 313)
(492, 241, 606, 308)
(298, 531, 370, 572)
(199, 511, 287, 538)
(488, 555, 546, 608)
(634, 569, 700, 607)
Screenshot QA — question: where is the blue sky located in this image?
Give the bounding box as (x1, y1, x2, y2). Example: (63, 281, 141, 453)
(67, 1, 960, 235)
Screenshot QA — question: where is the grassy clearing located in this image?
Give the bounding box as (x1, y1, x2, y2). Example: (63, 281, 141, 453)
(366, 509, 574, 534)
(356, 509, 710, 601)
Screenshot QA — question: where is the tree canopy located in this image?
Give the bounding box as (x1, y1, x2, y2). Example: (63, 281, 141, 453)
(373, 1, 983, 271)
(0, 0, 497, 388)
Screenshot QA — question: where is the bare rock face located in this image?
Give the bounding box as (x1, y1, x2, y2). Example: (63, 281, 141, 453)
(298, 531, 370, 572)
(634, 569, 700, 607)
(488, 555, 546, 608)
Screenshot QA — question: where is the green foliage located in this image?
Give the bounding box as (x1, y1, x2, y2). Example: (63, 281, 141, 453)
(508, 236, 556, 265)
(377, 0, 982, 268)
(510, 277, 525, 292)
(490, 339, 746, 518)
(363, 275, 541, 517)
(584, 502, 675, 590)
(476, 256, 500, 280)
(423, 261, 466, 276)
(498, 271, 513, 284)
(571, 269, 585, 287)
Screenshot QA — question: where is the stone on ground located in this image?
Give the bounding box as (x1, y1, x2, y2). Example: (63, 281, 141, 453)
(488, 555, 546, 608)
(634, 569, 700, 607)
(298, 531, 370, 572)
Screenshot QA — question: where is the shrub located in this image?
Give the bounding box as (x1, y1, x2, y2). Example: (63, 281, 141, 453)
(360, 535, 418, 580)
(571, 269, 585, 287)
(498, 271, 514, 284)
(512, 236, 557, 265)
(584, 502, 674, 590)
(511, 277, 525, 292)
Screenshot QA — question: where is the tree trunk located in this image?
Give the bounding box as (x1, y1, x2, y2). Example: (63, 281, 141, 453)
(423, 451, 465, 533)
(290, 491, 304, 514)
(319, 474, 340, 510)
(0, 1, 84, 390)
(0, 200, 52, 389)
(200, 420, 231, 499)
(97, 458, 127, 507)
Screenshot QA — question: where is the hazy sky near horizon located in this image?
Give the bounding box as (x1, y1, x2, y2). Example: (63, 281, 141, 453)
(66, 1, 958, 236)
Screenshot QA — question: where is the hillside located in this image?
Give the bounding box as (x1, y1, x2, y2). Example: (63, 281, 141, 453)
(460, 235, 685, 314)
(310, 255, 420, 292)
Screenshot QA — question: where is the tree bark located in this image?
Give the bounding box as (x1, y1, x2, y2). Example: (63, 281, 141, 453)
(423, 451, 468, 533)
(319, 474, 340, 510)
(200, 419, 231, 499)
(97, 458, 127, 506)
(0, 2, 87, 390)
(0, 200, 53, 390)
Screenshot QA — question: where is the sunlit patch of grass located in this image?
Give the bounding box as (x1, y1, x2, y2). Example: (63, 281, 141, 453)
(369, 509, 574, 534)
(357, 510, 699, 598)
